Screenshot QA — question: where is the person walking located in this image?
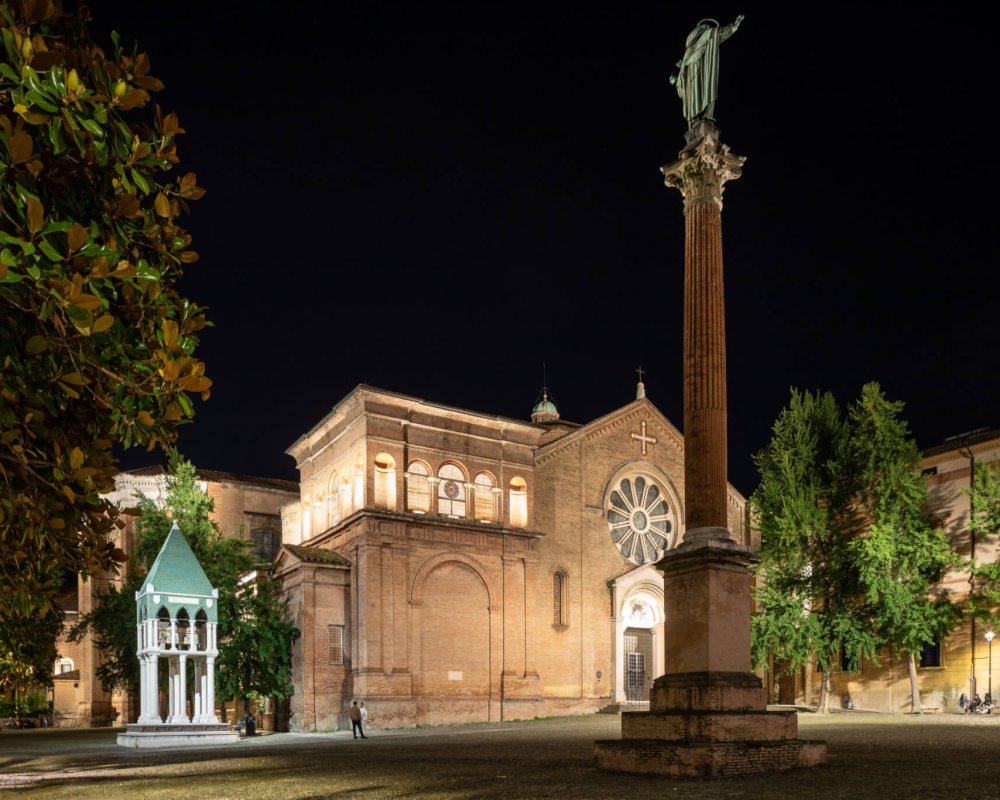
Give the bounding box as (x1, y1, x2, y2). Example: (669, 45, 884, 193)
(349, 701, 367, 739)
(359, 702, 369, 736)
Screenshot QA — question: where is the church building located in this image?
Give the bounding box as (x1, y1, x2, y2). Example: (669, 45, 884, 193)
(276, 383, 750, 731)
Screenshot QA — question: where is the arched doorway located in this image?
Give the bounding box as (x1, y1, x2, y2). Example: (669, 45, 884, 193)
(613, 573, 664, 704)
(624, 627, 653, 702)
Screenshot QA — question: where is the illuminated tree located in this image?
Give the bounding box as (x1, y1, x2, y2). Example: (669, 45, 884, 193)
(0, 0, 209, 619)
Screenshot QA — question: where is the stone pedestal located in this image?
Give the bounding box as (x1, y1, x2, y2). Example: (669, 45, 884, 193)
(595, 122, 825, 777)
(595, 539, 825, 776)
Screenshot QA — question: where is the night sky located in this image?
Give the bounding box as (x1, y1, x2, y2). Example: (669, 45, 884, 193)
(90, 4, 998, 498)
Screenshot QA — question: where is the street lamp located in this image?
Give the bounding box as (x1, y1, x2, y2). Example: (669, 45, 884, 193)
(986, 631, 995, 702)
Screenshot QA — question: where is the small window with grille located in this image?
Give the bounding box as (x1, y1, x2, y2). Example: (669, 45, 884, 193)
(328, 624, 344, 665)
(553, 570, 568, 628)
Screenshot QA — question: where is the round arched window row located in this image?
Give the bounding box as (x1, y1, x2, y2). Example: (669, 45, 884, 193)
(606, 475, 675, 565)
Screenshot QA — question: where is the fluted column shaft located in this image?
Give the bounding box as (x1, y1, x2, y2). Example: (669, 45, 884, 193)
(662, 125, 744, 535)
(683, 197, 727, 530)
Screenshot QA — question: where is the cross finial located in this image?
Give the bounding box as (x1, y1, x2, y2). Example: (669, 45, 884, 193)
(636, 365, 645, 383)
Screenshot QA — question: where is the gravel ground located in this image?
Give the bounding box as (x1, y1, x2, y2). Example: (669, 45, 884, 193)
(2, 711, 999, 800)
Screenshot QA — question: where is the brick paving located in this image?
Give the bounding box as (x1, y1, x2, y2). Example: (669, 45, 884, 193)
(2, 711, 998, 800)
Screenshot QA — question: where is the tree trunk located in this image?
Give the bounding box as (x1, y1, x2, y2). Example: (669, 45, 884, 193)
(908, 652, 921, 713)
(817, 669, 832, 713)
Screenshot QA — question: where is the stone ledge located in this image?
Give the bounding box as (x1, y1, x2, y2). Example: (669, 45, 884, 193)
(621, 709, 798, 742)
(594, 737, 827, 777)
(118, 726, 240, 749)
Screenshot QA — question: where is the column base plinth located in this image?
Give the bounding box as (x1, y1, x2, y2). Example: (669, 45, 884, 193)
(595, 670, 826, 777)
(594, 737, 827, 778)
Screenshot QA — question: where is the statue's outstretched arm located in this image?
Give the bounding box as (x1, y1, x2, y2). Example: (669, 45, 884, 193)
(720, 14, 745, 42)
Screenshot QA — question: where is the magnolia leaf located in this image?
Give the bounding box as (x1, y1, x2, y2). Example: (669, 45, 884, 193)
(154, 191, 170, 218)
(160, 360, 181, 381)
(178, 375, 212, 392)
(70, 293, 103, 311)
(91, 313, 114, 333)
(110, 260, 137, 278)
(133, 75, 164, 92)
(68, 447, 84, 471)
(118, 89, 150, 110)
(26, 197, 44, 236)
(162, 319, 178, 350)
(79, 117, 104, 137)
(9, 129, 32, 165)
(38, 238, 63, 262)
(67, 223, 88, 252)
(25, 335, 47, 355)
(60, 371, 89, 386)
(56, 381, 80, 399)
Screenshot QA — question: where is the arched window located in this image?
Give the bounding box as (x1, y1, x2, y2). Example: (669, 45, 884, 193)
(406, 462, 430, 513)
(509, 476, 527, 528)
(437, 463, 467, 517)
(553, 570, 568, 627)
(195, 609, 208, 651)
(339, 476, 352, 519)
(176, 608, 191, 650)
(352, 466, 364, 510)
(157, 607, 171, 649)
(374, 452, 397, 510)
(302, 499, 312, 541)
(55, 657, 75, 674)
(473, 472, 497, 522)
(327, 473, 341, 527)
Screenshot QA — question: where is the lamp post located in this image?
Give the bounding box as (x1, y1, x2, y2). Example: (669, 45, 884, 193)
(986, 630, 995, 702)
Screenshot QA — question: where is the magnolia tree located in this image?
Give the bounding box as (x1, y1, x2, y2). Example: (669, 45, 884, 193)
(0, 0, 209, 623)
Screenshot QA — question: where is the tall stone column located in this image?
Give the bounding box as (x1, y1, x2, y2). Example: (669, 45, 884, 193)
(595, 121, 826, 777)
(666, 121, 743, 541)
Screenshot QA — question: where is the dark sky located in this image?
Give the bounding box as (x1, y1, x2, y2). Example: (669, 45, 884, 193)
(92, 4, 998, 498)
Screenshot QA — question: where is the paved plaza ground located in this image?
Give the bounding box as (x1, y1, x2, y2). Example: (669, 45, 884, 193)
(2, 711, 999, 799)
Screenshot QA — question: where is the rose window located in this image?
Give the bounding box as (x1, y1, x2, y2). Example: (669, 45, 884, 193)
(606, 475, 674, 565)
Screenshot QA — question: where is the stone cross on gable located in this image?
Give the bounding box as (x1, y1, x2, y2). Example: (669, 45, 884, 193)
(630, 420, 657, 456)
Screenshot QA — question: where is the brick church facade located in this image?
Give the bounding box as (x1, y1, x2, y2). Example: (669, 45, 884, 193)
(276, 384, 749, 731)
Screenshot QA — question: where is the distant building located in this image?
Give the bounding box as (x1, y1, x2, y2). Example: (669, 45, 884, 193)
(53, 466, 297, 727)
(276, 383, 750, 731)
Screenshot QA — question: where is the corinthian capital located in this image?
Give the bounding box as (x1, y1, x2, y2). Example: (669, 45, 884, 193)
(661, 134, 745, 209)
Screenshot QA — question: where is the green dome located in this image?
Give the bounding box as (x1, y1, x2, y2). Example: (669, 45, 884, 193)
(532, 388, 560, 422)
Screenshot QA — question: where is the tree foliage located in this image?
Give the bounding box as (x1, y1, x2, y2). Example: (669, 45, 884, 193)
(751, 388, 876, 705)
(0, 599, 62, 693)
(966, 459, 1000, 621)
(0, 0, 209, 619)
(216, 574, 299, 708)
(751, 383, 957, 711)
(848, 384, 957, 709)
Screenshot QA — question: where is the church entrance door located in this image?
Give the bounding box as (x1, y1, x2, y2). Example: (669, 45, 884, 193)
(624, 627, 652, 702)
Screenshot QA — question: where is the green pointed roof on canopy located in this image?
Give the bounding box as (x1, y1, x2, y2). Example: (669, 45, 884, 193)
(136, 521, 218, 624)
(142, 522, 214, 596)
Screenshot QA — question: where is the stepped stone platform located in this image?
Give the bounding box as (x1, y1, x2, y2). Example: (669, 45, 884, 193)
(595, 672, 826, 777)
(117, 723, 239, 749)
